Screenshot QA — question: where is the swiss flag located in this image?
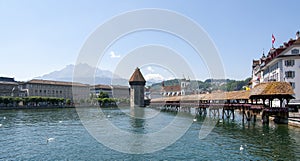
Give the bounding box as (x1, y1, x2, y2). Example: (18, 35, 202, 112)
(272, 34, 276, 44)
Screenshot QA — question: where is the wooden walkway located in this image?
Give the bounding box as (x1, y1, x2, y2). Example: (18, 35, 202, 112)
(150, 82, 295, 124)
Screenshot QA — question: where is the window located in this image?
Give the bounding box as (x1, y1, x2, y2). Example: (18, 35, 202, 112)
(285, 60, 295, 67)
(285, 71, 295, 78)
(40, 90, 42, 93)
(291, 49, 299, 55)
(290, 82, 296, 89)
(270, 63, 278, 72)
(263, 68, 269, 76)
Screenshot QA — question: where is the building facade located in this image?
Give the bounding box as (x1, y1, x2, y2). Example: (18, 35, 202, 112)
(20, 79, 90, 101)
(90, 84, 130, 99)
(111, 85, 130, 99)
(161, 78, 194, 97)
(252, 32, 300, 105)
(0, 77, 19, 97)
(90, 84, 113, 98)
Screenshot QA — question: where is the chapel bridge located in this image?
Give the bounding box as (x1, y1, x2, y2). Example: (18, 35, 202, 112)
(150, 82, 295, 124)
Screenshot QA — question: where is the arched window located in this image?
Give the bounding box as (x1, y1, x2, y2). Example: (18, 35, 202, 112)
(291, 49, 299, 54)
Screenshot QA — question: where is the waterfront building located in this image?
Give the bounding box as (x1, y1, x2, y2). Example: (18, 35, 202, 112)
(111, 85, 130, 99)
(252, 31, 300, 107)
(129, 68, 146, 107)
(20, 79, 90, 102)
(90, 84, 130, 99)
(0, 77, 19, 97)
(161, 78, 194, 96)
(162, 84, 181, 96)
(90, 84, 113, 98)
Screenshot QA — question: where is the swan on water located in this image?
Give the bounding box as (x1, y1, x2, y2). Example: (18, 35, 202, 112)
(47, 137, 55, 143)
(240, 145, 244, 151)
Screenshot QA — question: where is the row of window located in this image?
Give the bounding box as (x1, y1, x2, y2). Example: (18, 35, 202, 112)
(285, 71, 295, 78)
(269, 73, 279, 81)
(34, 89, 63, 94)
(269, 62, 279, 73)
(285, 60, 295, 67)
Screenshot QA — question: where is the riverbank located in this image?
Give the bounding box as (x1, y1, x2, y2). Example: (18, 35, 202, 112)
(0, 103, 130, 110)
(0, 106, 75, 110)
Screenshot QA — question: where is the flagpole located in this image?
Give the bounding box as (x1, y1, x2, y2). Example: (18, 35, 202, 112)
(272, 34, 275, 48)
(272, 34, 273, 48)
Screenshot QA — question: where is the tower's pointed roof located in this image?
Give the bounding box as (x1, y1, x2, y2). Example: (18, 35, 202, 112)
(129, 67, 146, 83)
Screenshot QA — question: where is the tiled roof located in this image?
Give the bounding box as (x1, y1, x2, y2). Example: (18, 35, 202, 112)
(27, 79, 89, 87)
(293, 37, 300, 45)
(151, 82, 294, 102)
(0, 81, 18, 85)
(111, 85, 129, 89)
(162, 85, 181, 92)
(151, 90, 250, 102)
(250, 82, 294, 97)
(92, 84, 112, 90)
(129, 68, 146, 82)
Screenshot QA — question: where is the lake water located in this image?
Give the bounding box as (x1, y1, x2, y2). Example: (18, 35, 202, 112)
(0, 107, 299, 160)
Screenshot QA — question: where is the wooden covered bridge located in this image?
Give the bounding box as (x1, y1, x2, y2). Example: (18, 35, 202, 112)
(150, 82, 295, 124)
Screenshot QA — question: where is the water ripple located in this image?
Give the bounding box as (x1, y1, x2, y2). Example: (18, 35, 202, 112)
(0, 108, 299, 160)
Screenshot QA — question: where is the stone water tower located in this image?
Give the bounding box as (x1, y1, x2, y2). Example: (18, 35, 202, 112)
(129, 67, 146, 107)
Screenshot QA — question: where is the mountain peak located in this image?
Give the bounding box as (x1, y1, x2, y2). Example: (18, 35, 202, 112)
(35, 64, 127, 85)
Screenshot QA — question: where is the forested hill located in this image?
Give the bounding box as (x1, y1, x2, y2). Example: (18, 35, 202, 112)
(150, 78, 252, 92)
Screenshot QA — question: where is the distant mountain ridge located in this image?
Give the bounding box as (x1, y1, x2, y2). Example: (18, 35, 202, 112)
(35, 64, 128, 85)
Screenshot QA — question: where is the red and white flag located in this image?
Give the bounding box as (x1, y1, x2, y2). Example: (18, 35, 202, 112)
(272, 34, 276, 44)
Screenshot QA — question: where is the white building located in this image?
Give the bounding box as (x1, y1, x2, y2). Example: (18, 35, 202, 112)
(20, 79, 90, 102)
(252, 32, 300, 106)
(90, 84, 130, 99)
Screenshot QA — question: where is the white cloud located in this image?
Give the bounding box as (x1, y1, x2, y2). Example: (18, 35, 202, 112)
(147, 66, 154, 72)
(144, 73, 164, 81)
(110, 51, 121, 58)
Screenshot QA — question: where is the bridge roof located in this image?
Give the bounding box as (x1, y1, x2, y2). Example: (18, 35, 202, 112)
(151, 82, 294, 102)
(250, 82, 294, 99)
(151, 90, 250, 102)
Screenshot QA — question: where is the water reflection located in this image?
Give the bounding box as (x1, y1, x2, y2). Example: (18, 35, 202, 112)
(130, 106, 145, 129)
(214, 118, 300, 160)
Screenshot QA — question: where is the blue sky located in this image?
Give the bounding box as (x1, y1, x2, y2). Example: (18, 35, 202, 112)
(0, 0, 299, 81)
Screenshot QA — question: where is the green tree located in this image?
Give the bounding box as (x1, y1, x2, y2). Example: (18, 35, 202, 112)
(98, 92, 109, 99)
(13, 97, 22, 106)
(3, 97, 11, 106)
(97, 97, 117, 107)
(66, 99, 71, 105)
